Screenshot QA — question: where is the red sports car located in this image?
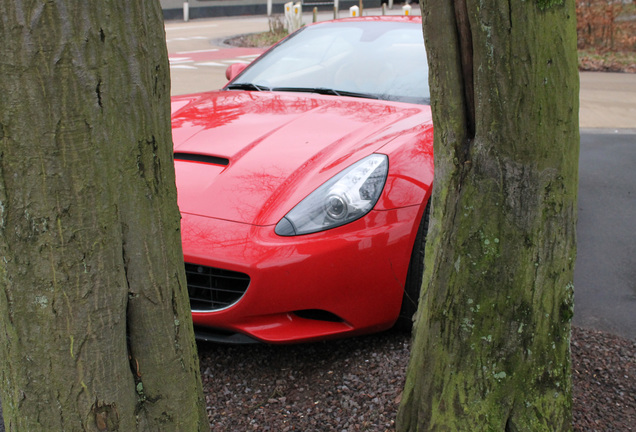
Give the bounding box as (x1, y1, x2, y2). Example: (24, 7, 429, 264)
(171, 16, 433, 344)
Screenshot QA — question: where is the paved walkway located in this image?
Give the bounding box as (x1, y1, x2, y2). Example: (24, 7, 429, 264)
(165, 9, 636, 130)
(579, 72, 636, 130)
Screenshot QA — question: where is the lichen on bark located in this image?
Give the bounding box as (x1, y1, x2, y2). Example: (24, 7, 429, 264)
(398, 0, 579, 430)
(0, 2, 207, 430)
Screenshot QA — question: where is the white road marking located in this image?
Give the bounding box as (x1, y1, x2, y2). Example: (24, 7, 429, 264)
(168, 52, 261, 70)
(169, 57, 194, 64)
(177, 49, 220, 54)
(196, 62, 228, 67)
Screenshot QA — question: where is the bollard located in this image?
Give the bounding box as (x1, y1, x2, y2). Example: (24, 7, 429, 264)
(402, 4, 411, 15)
(284, 2, 293, 32)
(313, 7, 317, 22)
(382, 3, 386, 15)
(267, 0, 272, 16)
(334, 0, 340, 19)
(349, 5, 359, 17)
(183, 1, 189, 22)
(289, 2, 302, 32)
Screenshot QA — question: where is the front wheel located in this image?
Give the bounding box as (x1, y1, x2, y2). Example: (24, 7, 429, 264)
(394, 201, 430, 331)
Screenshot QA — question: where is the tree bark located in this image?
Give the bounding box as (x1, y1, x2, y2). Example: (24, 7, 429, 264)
(0, 2, 207, 430)
(398, 0, 579, 430)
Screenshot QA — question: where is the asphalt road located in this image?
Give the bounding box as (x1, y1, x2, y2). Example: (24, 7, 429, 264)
(574, 131, 636, 340)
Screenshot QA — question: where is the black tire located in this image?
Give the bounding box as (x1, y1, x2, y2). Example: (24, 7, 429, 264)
(394, 200, 430, 331)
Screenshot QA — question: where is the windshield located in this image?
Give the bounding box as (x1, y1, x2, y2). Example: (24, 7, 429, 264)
(228, 20, 430, 105)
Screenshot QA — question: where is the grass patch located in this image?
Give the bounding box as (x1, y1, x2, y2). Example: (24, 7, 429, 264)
(579, 50, 636, 73)
(225, 16, 288, 48)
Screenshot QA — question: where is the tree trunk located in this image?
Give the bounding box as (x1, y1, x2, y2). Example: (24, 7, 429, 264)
(398, 0, 579, 430)
(0, 2, 207, 430)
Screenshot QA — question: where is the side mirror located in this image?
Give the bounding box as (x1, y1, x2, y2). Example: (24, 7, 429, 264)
(225, 63, 248, 81)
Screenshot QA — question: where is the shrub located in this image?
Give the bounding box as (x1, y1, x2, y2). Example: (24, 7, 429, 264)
(576, 0, 636, 52)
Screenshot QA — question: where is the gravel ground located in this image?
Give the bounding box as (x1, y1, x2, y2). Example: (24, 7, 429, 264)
(198, 326, 635, 431)
(0, 326, 633, 431)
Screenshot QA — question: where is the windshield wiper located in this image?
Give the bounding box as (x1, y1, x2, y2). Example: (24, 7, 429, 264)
(271, 87, 340, 96)
(271, 87, 379, 100)
(333, 89, 379, 100)
(226, 83, 271, 91)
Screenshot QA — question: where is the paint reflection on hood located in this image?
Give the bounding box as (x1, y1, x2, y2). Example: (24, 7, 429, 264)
(171, 90, 429, 226)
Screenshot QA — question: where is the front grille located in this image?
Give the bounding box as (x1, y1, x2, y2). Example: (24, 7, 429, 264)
(185, 263, 250, 311)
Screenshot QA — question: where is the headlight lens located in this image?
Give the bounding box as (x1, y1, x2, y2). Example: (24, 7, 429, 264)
(275, 154, 388, 236)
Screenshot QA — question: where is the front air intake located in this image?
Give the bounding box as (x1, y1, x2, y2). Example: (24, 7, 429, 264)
(174, 153, 229, 166)
(185, 263, 250, 311)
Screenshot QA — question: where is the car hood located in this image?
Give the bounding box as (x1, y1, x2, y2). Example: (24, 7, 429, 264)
(171, 90, 430, 226)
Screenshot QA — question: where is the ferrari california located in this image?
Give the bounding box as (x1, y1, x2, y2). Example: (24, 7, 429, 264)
(171, 16, 434, 344)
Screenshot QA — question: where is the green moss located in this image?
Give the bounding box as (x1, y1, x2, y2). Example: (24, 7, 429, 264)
(559, 283, 575, 323)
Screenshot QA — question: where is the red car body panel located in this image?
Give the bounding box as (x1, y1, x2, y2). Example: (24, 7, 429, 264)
(172, 92, 431, 225)
(182, 205, 423, 343)
(171, 16, 434, 343)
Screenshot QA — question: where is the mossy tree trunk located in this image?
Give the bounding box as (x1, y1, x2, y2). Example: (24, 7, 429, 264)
(0, 2, 208, 430)
(398, 0, 579, 430)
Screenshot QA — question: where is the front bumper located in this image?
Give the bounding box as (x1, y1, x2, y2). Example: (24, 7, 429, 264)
(181, 205, 420, 344)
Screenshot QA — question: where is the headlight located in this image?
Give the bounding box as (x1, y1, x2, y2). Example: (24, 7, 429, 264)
(275, 154, 388, 236)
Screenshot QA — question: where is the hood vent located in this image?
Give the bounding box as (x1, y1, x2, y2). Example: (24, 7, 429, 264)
(175, 152, 229, 166)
